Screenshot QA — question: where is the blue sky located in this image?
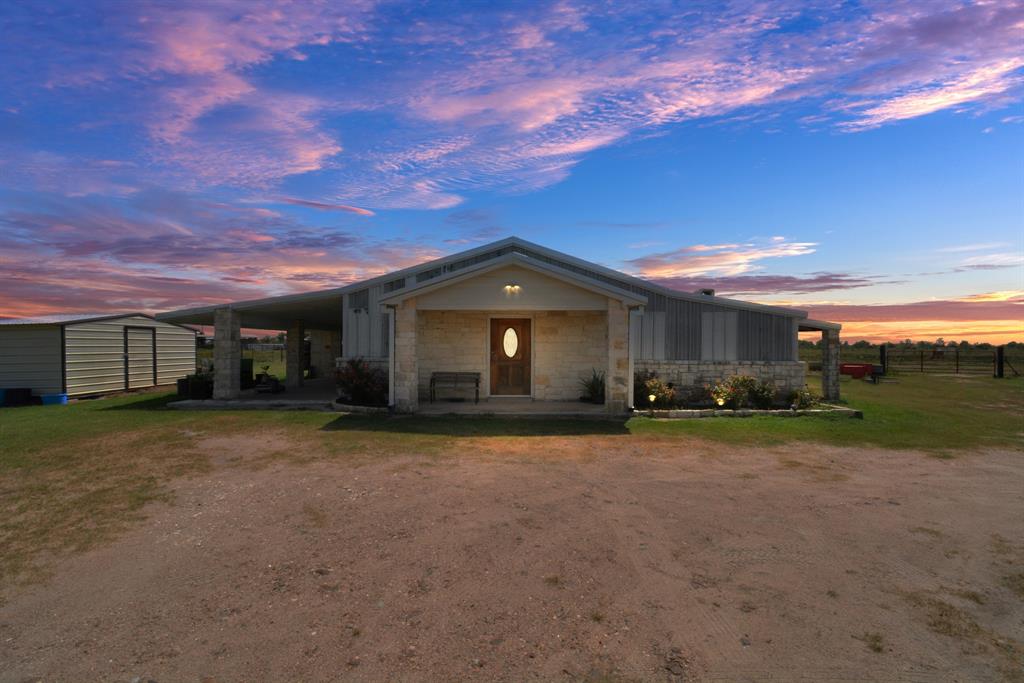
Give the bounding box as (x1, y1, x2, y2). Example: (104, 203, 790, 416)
(0, 0, 1021, 340)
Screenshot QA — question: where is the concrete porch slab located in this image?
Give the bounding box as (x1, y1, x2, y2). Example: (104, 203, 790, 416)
(416, 397, 615, 418)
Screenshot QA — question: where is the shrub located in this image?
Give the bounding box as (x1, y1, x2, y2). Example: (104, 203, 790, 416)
(710, 375, 759, 409)
(748, 380, 777, 409)
(634, 370, 658, 405)
(335, 358, 388, 406)
(642, 375, 676, 408)
(680, 383, 712, 408)
(787, 387, 818, 409)
(578, 368, 605, 403)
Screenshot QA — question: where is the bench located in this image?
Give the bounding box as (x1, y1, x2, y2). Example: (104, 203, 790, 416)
(430, 371, 480, 403)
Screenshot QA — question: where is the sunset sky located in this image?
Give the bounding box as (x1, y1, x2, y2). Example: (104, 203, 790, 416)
(1, 1, 1021, 342)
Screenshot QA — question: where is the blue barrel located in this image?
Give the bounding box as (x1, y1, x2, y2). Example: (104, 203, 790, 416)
(41, 393, 68, 406)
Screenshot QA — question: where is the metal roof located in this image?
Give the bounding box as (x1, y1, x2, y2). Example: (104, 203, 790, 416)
(0, 312, 134, 326)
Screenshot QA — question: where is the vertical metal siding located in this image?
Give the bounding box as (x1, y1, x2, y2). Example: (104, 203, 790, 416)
(0, 326, 63, 394)
(64, 315, 196, 396)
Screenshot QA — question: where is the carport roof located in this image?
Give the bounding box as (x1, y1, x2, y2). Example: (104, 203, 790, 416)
(156, 289, 344, 330)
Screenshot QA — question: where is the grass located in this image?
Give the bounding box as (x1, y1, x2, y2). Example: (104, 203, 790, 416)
(0, 373, 1021, 586)
(630, 374, 1024, 453)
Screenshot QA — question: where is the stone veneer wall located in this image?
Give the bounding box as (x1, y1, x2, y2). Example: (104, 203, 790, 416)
(534, 310, 607, 401)
(416, 309, 608, 401)
(635, 360, 807, 396)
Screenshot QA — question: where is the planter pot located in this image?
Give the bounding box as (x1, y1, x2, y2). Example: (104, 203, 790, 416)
(188, 377, 213, 400)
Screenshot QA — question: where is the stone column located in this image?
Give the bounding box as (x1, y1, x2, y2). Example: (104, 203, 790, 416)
(821, 328, 840, 402)
(606, 299, 630, 414)
(392, 298, 418, 413)
(286, 320, 305, 390)
(213, 307, 240, 399)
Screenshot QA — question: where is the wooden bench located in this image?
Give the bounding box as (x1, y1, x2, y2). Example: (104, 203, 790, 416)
(430, 371, 480, 403)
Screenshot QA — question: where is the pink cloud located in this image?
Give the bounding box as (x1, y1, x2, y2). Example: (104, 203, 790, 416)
(651, 272, 881, 296)
(627, 240, 818, 278)
(272, 196, 375, 216)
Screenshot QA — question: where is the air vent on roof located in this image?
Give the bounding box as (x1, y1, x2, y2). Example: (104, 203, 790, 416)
(696, 288, 715, 297)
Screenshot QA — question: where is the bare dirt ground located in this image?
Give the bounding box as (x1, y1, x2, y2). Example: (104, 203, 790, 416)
(1, 433, 1022, 682)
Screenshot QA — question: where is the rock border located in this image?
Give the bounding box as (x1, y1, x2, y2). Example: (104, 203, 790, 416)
(636, 405, 863, 419)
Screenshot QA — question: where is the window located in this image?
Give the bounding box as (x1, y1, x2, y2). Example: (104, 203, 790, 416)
(502, 327, 519, 357)
(700, 311, 737, 361)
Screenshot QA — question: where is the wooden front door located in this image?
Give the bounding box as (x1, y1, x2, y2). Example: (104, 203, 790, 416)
(490, 318, 531, 396)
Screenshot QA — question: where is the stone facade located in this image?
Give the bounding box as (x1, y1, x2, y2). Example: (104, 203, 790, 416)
(534, 310, 607, 402)
(417, 310, 488, 400)
(213, 307, 241, 399)
(414, 309, 609, 403)
(606, 300, 630, 413)
(308, 329, 341, 378)
(286, 320, 305, 390)
(392, 299, 418, 412)
(635, 359, 807, 399)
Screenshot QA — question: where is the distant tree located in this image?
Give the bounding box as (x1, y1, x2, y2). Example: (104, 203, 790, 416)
(852, 340, 872, 348)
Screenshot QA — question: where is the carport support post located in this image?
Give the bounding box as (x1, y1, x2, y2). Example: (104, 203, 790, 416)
(286, 320, 305, 390)
(821, 328, 840, 402)
(213, 307, 241, 400)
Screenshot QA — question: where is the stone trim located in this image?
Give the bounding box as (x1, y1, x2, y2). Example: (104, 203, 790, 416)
(640, 406, 861, 418)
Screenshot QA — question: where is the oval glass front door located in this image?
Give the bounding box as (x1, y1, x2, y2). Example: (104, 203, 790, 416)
(502, 327, 519, 358)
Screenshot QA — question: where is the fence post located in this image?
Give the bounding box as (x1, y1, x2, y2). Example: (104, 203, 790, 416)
(879, 344, 888, 375)
(920, 349, 924, 373)
(955, 346, 959, 374)
(995, 346, 1005, 378)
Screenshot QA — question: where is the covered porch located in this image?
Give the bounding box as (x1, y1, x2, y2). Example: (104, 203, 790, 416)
(380, 255, 646, 415)
(157, 289, 343, 401)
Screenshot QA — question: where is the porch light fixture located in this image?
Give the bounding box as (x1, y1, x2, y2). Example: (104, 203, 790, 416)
(503, 283, 521, 293)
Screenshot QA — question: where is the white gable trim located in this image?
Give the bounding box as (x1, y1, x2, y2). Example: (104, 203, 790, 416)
(380, 252, 647, 307)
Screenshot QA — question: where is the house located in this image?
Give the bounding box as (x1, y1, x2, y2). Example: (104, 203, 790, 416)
(157, 237, 841, 412)
(0, 313, 197, 399)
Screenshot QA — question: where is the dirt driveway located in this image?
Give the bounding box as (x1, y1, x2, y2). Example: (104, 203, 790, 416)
(1, 430, 1022, 682)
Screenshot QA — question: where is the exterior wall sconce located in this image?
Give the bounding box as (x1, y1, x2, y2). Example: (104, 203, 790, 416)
(503, 283, 521, 294)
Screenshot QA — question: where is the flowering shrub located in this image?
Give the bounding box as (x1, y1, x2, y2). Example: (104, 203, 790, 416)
(787, 387, 818, 409)
(641, 374, 676, 408)
(709, 375, 776, 409)
(335, 358, 388, 406)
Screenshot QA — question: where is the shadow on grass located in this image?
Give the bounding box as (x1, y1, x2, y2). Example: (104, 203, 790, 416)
(320, 414, 630, 436)
(99, 394, 181, 411)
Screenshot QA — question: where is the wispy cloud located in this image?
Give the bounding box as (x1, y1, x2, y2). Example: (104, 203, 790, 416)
(651, 272, 882, 296)
(5, 1, 1022, 207)
(627, 239, 817, 278)
(270, 196, 375, 216)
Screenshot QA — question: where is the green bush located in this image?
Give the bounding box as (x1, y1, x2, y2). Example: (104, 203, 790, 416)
(578, 369, 605, 403)
(748, 380, 777, 409)
(787, 387, 818, 409)
(335, 358, 388, 406)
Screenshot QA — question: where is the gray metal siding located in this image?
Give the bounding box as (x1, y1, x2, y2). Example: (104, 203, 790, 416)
(64, 315, 196, 396)
(0, 326, 63, 394)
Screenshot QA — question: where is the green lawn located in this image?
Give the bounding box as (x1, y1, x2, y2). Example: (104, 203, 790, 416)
(631, 373, 1024, 453)
(1, 373, 1021, 585)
